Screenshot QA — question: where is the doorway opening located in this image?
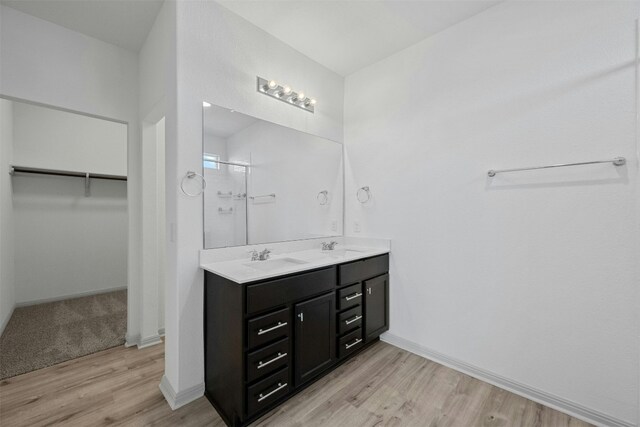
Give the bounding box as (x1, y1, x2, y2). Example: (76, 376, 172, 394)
(0, 97, 129, 379)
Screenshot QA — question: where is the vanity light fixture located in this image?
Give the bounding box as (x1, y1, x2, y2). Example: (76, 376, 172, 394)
(256, 76, 315, 113)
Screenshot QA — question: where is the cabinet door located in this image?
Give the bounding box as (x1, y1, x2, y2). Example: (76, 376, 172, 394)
(364, 274, 389, 341)
(294, 292, 335, 385)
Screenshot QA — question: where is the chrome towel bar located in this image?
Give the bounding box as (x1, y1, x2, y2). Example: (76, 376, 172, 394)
(249, 193, 276, 200)
(487, 157, 626, 177)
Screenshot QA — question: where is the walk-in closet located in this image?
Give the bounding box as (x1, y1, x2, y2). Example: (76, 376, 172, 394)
(0, 98, 128, 379)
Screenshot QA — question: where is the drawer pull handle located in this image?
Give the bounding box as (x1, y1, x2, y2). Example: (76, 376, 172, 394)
(258, 382, 288, 402)
(258, 321, 287, 335)
(344, 315, 362, 325)
(345, 338, 362, 349)
(257, 352, 287, 369)
(345, 292, 362, 301)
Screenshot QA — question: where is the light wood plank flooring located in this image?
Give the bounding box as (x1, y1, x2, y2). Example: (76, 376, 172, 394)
(0, 340, 591, 426)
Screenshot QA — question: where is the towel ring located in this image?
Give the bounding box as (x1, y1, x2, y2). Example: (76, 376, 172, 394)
(317, 190, 329, 205)
(180, 171, 207, 197)
(357, 186, 371, 204)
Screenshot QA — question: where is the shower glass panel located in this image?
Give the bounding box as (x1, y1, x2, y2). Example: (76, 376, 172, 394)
(203, 160, 248, 248)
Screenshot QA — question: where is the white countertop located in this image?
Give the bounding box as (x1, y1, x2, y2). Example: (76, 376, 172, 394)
(200, 237, 390, 284)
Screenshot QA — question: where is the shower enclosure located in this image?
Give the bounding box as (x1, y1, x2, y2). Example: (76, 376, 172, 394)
(203, 159, 248, 248)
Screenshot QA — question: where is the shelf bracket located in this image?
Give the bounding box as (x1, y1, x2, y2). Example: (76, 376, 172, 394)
(85, 173, 90, 197)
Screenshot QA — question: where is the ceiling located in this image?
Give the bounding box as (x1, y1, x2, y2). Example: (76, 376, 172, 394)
(1, 0, 502, 74)
(204, 104, 258, 138)
(1, 0, 164, 52)
(217, 0, 502, 76)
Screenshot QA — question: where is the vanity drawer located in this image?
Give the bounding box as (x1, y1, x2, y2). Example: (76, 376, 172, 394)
(338, 305, 362, 336)
(246, 367, 290, 417)
(337, 283, 362, 311)
(246, 267, 336, 315)
(338, 328, 363, 358)
(339, 254, 389, 286)
(246, 338, 289, 383)
(247, 307, 290, 349)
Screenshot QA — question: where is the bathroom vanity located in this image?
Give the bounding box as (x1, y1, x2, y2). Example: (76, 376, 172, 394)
(202, 248, 389, 427)
(200, 102, 388, 426)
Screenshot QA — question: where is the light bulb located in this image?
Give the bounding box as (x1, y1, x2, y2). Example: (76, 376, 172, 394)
(277, 85, 292, 98)
(309, 98, 316, 105)
(297, 92, 305, 101)
(203, 101, 212, 107)
(267, 80, 277, 89)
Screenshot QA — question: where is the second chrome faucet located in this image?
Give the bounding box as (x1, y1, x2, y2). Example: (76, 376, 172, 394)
(321, 241, 338, 251)
(249, 248, 271, 261)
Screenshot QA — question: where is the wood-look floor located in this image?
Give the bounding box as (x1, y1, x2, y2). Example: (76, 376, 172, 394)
(0, 340, 591, 427)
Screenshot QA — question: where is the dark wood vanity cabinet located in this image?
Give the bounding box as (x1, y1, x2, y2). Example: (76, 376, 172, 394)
(336, 255, 389, 359)
(204, 253, 389, 427)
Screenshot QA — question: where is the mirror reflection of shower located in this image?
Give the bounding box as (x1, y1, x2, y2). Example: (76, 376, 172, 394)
(202, 102, 343, 249)
(203, 157, 249, 248)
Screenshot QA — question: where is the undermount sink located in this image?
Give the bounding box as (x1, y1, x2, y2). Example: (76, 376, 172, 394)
(243, 257, 309, 271)
(324, 248, 366, 257)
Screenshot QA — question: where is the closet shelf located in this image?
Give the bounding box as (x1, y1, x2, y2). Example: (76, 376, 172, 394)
(9, 166, 127, 181)
(10, 165, 127, 197)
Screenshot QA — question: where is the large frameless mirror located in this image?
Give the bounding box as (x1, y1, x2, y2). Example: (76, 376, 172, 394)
(203, 103, 343, 249)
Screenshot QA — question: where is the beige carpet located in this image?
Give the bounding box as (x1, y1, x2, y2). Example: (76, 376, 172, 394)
(0, 290, 127, 380)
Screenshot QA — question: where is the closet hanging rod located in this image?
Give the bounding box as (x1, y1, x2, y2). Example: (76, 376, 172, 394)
(9, 166, 127, 181)
(487, 157, 626, 177)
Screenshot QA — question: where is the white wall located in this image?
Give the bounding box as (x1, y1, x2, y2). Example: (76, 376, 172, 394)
(344, 1, 639, 425)
(0, 99, 15, 335)
(0, 4, 141, 341)
(162, 0, 344, 405)
(12, 102, 127, 176)
(139, 114, 166, 347)
(156, 118, 166, 333)
(13, 174, 127, 304)
(137, 0, 176, 354)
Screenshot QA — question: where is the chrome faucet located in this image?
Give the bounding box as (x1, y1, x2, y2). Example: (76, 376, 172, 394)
(250, 248, 271, 261)
(259, 249, 271, 260)
(321, 241, 339, 251)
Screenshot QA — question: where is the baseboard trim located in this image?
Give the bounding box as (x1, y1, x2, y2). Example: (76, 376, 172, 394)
(381, 333, 633, 427)
(159, 375, 204, 410)
(0, 304, 15, 338)
(139, 334, 163, 349)
(125, 333, 140, 348)
(16, 286, 127, 307)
